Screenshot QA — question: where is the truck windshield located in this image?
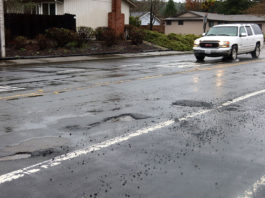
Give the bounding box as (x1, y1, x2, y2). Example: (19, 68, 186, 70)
(206, 26, 238, 36)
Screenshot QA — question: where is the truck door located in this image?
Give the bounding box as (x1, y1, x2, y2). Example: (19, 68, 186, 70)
(238, 26, 248, 53)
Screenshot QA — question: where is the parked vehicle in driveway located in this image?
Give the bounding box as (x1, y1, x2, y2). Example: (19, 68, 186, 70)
(193, 24, 264, 61)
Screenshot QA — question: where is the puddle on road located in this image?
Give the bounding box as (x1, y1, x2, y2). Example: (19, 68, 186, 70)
(172, 100, 213, 108)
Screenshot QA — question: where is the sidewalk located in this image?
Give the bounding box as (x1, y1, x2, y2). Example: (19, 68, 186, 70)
(0, 51, 192, 67)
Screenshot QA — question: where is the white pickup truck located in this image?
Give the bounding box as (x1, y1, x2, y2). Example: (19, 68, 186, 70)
(193, 24, 264, 61)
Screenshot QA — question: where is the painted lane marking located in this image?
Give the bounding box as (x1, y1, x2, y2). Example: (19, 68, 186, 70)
(1, 89, 265, 185)
(0, 86, 25, 93)
(0, 58, 264, 101)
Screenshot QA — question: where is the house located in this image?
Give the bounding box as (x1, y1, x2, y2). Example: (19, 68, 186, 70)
(164, 11, 265, 35)
(131, 12, 161, 26)
(6, 0, 136, 30)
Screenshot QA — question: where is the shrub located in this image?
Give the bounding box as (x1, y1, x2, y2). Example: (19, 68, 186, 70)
(5, 29, 12, 43)
(144, 30, 199, 51)
(77, 26, 94, 41)
(36, 34, 58, 50)
(65, 41, 79, 49)
(129, 16, 141, 27)
(130, 29, 145, 45)
(95, 27, 109, 41)
(102, 28, 117, 46)
(45, 28, 78, 47)
(13, 36, 28, 49)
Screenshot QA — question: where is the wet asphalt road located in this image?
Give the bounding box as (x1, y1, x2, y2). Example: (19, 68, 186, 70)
(0, 52, 265, 198)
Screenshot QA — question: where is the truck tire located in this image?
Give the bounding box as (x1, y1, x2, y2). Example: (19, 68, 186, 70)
(195, 54, 205, 61)
(251, 43, 260, 59)
(229, 45, 237, 60)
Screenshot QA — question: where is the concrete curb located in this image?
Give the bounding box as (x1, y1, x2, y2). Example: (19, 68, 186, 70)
(0, 51, 193, 67)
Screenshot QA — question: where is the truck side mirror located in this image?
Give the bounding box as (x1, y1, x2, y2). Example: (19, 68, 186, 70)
(202, 33, 206, 36)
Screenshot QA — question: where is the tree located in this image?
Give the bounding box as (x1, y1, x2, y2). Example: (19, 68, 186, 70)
(185, 0, 202, 11)
(245, 1, 265, 15)
(220, 0, 253, 14)
(164, 0, 177, 17)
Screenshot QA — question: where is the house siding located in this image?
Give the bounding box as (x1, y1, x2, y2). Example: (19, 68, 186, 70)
(64, 0, 112, 28)
(56, 2, 64, 15)
(121, 1, 130, 25)
(63, 0, 130, 29)
(165, 21, 205, 35)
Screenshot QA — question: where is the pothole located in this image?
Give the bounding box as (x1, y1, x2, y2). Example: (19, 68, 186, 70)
(2, 137, 70, 158)
(221, 104, 240, 112)
(172, 100, 213, 108)
(104, 113, 151, 123)
(85, 113, 151, 130)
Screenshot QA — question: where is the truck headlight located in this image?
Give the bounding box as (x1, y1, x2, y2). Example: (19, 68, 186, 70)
(219, 41, 230, 48)
(194, 40, 200, 47)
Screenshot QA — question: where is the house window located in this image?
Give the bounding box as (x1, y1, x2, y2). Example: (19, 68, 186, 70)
(42, 3, 56, 15)
(209, 21, 214, 27)
(178, 20, 184, 25)
(166, 21, 172, 25)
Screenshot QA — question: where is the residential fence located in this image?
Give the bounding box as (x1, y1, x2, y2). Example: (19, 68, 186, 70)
(5, 13, 76, 38)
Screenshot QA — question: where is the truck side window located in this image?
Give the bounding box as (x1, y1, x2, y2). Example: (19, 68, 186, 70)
(246, 26, 253, 36)
(240, 26, 247, 36)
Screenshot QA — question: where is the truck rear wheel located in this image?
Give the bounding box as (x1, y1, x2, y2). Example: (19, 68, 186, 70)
(251, 43, 260, 59)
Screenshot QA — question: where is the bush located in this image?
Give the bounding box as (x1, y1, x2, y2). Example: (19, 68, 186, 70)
(102, 28, 117, 46)
(130, 29, 145, 45)
(13, 36, 28, 49)
(45, 28, 79, 47)
(77, 26, 94, 41)
(129, 16, 141, 27)
(144, 30, 199, 51)
(95, 27, 109, 41)
(65, 41, 79, 49)
(36, 34, 58, 50)
(5, 29, 12, 43)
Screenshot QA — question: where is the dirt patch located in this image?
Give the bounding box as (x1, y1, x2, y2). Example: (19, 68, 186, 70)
(172, 100, 213, 108)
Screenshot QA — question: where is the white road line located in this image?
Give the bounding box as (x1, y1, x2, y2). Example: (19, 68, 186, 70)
(0, 86, 25, 93)
(0, 89, 265, 186)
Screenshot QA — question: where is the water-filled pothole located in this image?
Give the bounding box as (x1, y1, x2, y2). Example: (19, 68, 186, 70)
(172, 100, 213, 108)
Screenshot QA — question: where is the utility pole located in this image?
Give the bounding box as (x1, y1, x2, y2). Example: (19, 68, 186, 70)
(150, 0, 153, 30)
(0, 0, 6, 58)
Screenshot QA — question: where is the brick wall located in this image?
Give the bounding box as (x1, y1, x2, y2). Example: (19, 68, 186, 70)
(108, 0, 125, 36)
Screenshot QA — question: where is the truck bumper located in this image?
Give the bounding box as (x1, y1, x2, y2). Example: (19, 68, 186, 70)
(193, 47, 231, 57)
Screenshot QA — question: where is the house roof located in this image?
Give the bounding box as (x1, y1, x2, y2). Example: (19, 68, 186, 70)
(165, 11, 265, 22)
(124, 0, 136, 7)
(131, 12, 161, 22)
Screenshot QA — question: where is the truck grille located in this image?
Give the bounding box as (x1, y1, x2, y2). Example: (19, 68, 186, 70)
(200, 41, 219, 48)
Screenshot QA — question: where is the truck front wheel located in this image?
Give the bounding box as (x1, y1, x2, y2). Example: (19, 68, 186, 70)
(229, 45, 237, 60)
(195, 54, 205, 61)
